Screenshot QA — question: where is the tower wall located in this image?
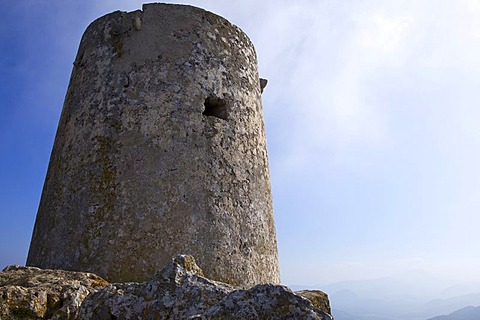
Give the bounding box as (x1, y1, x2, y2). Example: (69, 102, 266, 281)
(27, 3, 280, 287)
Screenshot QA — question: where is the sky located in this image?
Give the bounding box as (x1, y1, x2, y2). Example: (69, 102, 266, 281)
(2, 0, 480, 287)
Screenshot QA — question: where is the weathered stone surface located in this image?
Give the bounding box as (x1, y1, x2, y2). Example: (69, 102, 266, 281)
(296, 290, 332, 315)
(27, 3, 280, 287)
(0, 265, 108, 319)
(78, 255, 233, 319)
(205, 285, 332, 320)
(79, 255, 332, 320)
(1, 256, 333, 319)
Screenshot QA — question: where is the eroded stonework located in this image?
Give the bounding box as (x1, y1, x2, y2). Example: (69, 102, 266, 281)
(27, 3, 279, 287)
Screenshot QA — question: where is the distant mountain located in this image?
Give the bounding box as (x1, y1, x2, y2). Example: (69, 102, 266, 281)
(321, 270, 475, 303)
(291, 270, 480, 320)
(428, 306, 480, 320)
(441, 285, 480, 299)
(415, 293, 480, 317)
(332, 308, 363, 320)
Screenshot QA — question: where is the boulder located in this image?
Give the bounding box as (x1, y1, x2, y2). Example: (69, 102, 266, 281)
(1, 256, 333, 319)
(78, 255, 234, 319)
(0, 265, 108, 319)
(79, 255, 332, 319)
(296, 290, 332, 315)
(205, 284, 331, 319)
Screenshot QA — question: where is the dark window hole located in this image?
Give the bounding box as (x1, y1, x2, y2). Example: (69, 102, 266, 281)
(203, 96, 228, 120)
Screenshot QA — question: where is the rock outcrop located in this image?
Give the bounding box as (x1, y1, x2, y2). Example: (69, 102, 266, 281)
(1, 255, 332, 319)
(296, 290, 332, 315)
(0, 265, 108, 319)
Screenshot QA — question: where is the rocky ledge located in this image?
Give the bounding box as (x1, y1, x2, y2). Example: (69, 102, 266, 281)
(0, 255, 332, 319)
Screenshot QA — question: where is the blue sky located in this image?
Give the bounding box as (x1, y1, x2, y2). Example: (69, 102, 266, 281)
(2, 0, 480, 286)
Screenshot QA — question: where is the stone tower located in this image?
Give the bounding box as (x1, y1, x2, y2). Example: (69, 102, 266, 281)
(27, 3, 280, 287)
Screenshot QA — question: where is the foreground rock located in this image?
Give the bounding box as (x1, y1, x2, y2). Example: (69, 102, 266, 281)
(79, 255, 233, 319)
(204, 285, 331, 319)
(0, 265, 108, 319)
(295, 290, 332, 315)
(1, 255, 332, 319)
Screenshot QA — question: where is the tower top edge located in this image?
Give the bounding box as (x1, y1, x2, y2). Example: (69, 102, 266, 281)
(84, 3, 253, 48)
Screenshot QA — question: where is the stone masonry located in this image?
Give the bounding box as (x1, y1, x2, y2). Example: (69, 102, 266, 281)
(27, 3, 280, 287)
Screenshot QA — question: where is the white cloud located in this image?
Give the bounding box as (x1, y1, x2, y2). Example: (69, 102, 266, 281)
(354, 13, 413, 55)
